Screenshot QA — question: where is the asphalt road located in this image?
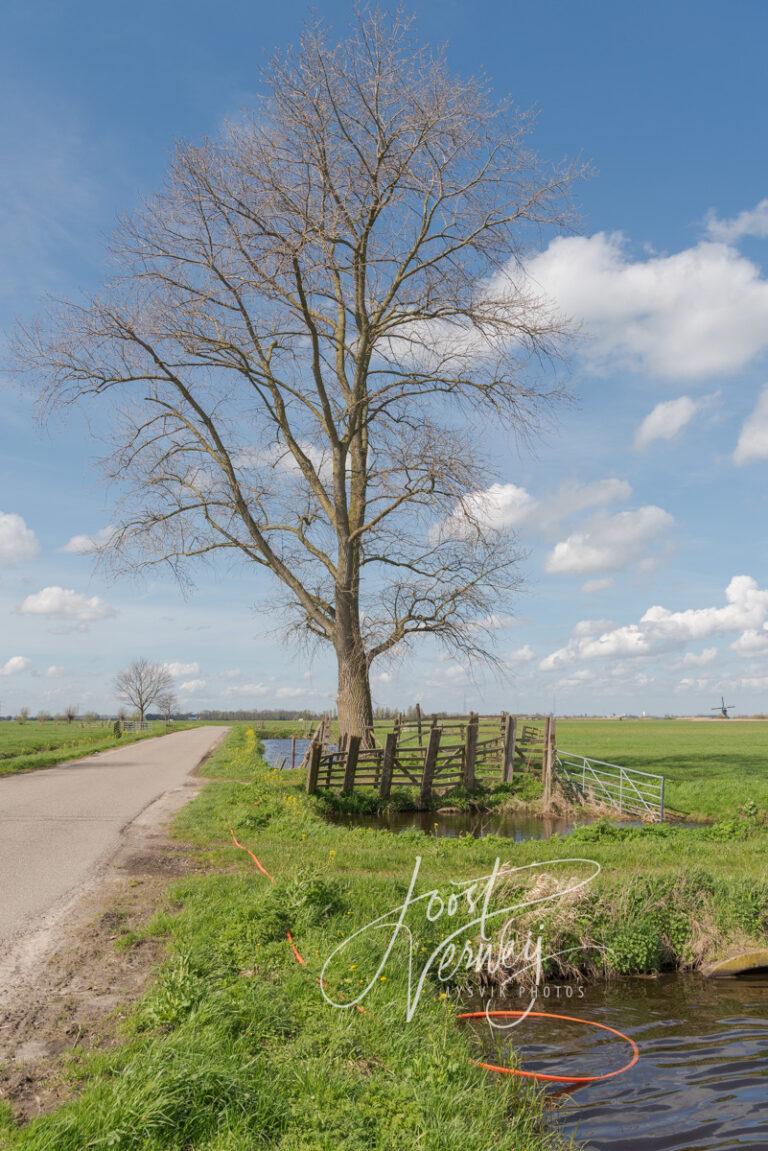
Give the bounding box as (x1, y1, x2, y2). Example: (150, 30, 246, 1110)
(0, 726, 226, 948)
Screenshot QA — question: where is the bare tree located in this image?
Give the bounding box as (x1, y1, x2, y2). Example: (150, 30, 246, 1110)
(17, 706, 30, 724)
(18, 12, 578, 740)
(64, 704, 78, 725)
(157, 690, 178, 724)
(114, 659, 173, 723)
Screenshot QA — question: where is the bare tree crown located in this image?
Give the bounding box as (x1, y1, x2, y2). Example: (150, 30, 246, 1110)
(114, 659, 173, 720)
(18, 12, 578, 731)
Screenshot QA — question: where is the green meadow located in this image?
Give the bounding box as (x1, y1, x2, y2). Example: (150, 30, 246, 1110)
(4, 726, 767, 1150)
(555, 718, 768, 821)
(0, 720, 171, 776)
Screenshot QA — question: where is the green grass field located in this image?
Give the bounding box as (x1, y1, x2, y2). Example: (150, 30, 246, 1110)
(0, 720, 173, 776)
(554, 718, 768, 821)
(4, 726, 767, 1150)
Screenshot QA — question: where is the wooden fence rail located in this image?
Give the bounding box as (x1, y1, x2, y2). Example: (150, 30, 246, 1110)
(303, 711, 667, 820)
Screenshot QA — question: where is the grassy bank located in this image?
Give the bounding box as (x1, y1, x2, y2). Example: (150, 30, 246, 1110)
(0, 728, 564, 1151)
(3, 726, 767, 1148)
(0, 721, 187, 777)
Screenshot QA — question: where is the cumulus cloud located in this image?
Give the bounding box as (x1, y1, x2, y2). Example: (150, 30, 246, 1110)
(179, 678, 206, 694)
(544, 506, 674, 575)
(0, 512, 40, 564)
(706, 198, 768, 243)
(541, 575, 768, 670)
(731, 627, 768, 656)
(678, 647, 718, 667)
(18, 586, 115, 622)
(439, 477, 630, 539)
(581, 577, 615, 594)
(734, 388, 768, 464)
(634, 396, 699, 449)
(0, 655, 31, 676)
(46, 665, 65, 677)
(226, 682, 271, 697)
(61, 525, 115, 554)
(164, 661, 201, 677)
(524, 231, 768, 379)
(508, 644, 536, 663)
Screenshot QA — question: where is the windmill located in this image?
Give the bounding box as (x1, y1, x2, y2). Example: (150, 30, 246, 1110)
(711, 695, 734, 719)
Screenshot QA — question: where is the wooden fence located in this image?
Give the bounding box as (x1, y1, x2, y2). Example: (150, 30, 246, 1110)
(303, 710, 667, 820)
(306, 712, 525, 803)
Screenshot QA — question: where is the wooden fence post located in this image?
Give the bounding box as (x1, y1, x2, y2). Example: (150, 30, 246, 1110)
(379, 732, 397, 800)
(291, 737, 297, 769)
(342, 735, 361, 795)
(463, 712, 478, 789)
(502, 714, 517, 783)
(415, 702, 423, 748)
(420, 726, 442, 807)
(305, 742, 322, 794)
(542, 715, 555, 810)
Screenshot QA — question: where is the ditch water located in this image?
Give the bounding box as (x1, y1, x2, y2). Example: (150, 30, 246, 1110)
(465, 974, 768, 1150)
(326, 807, 599, 841)
(262, 738, 595, 841)
(261, 737, 314, 769)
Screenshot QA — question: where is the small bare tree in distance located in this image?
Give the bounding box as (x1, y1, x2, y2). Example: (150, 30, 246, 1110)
(64, 704, 78, 725)
(157, 690, 178, 725)
(115, 659, 173, 723)
(18, 11, 579, 740)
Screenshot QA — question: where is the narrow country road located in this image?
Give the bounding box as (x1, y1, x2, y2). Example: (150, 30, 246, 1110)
(0, 726, 226, 950)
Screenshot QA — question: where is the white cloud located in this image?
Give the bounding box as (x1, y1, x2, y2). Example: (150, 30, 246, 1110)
(0, 656, 31, 677)
(678, 647, 718, 667)
(536, 479, 633, 529)
(220, 668, 241, 680)
(0, 512, 40, 564)
(676, 676, 712, 693)
(706, 198, 768, 243)
(439, 477, 630, 539)
(545, 506, 674, 575)
(541, 575, 768, 670)
(731, 627, 768, 656)
(179, 678, 206, 694)
(572, 618, 616, 637)
(581, 577, 615, 594)
(46, 665, 65, 677)
(525, 231, 768, 379)
(18, 586, 116, 622)
(226, 681, 272, 697)
(164, 661, 201, 677)
(734, 388, 768, 464)
(508, 644, 535, 663)
(634, 396, 699, 449)
(61, 525, 115, 554)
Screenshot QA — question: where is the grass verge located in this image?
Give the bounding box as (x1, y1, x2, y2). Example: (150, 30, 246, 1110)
(0, 723, 191, 777)
(0, 727, 566, 1151)
(3, 726, 767, 1148)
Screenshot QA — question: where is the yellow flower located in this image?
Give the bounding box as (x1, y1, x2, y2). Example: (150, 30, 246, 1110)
(379, 975, 387, 983)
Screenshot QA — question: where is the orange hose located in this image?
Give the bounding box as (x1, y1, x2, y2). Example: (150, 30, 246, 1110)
(229, 828, 306, 966)
(456, 1010, 640, 1083)
(230, 829, 638, 1084)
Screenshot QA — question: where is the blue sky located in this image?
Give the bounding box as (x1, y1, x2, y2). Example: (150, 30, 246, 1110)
(2, 0, 768, 717)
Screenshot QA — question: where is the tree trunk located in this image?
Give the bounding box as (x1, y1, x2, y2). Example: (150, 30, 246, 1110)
(335, 634, 374, 745)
